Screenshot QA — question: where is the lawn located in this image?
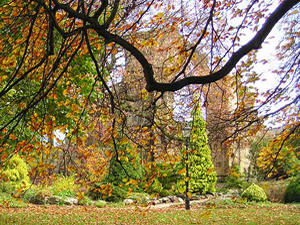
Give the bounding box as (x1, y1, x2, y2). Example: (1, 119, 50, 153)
(0, 203, 299, 225)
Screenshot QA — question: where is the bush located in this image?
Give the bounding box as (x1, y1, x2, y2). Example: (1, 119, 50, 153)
(108, 185, 128, 202)
(241, 183, 267, 202)
(105, 144, 144, 188)
(22, 186, 39, 202)
(225, 165, 248, 190)
(156, 163, 181, 191)
(89, 183, 128, 202)
(0, 155, 30, 193)
(149, 178, 163, 194)
(127, 192, 149, 204)
(91, 144, 144, 202)
(28, 186, 52, 204)
(284, 176, 300, 203)
(0, 192, 27, 208)
(51, 175, 78, 197)
(78, 195, 93, 206)
(146, 178, 174, 197)
(95, 200, 107, 208)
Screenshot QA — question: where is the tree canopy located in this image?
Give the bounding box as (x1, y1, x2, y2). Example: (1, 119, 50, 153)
(0, 0, 299, 183)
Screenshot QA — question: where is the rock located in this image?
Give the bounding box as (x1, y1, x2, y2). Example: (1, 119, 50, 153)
(29, 196, 41, 204)
(170, 196, 184, 203)
(64, 197, 78, 205)
(217, 192, 238, 200)
(177, 197, 185, 203)
(152, 200, 161, 205)
(228, 189, 239, 195)
(47, 196, 62, 205)
(124, 199, 135, 205)
(29, 196, 48, 205)
(168, 196, 175, 202)
(170, 196, 180, 203)
(161, 197, 171, 203)
(128, 193, 150, 203)
(176, 194, 185, 199)
(205, 193, 214, 199)
(191, 195, 202, 200)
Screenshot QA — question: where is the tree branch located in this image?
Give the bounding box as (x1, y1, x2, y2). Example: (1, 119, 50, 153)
(142, 0, 299, 92)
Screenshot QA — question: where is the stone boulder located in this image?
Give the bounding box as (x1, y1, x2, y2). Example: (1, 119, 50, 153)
(64, 197, 78, 205)
(124, 199, 135, 205)
(47, 196, 62, 205)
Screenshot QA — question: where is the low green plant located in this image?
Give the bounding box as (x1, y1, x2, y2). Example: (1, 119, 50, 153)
(224, 165, 248, 190)
(95, 200, 107, 208)
(0, 192, 27, 208)
(21, 186, 39, 202)
(78, 195, 93, 206)
(156, 163, 180, 191)
(284, 176, 300, 203)
(0, 155, 30, 194)
(241, 183, 267, 202)
(28, 186, 52, 205)
(90, 183, 128, 202)
(108, 202, 125, 208)
(128, 192, 149, 204)
(51, 175, 78, 197)
(148, 178, 163, 194)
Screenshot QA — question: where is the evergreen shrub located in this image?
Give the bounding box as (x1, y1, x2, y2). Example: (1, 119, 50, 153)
(241, 183, 267, 202)
(180, 106, 217, 194)
(0, 155, 30, 193)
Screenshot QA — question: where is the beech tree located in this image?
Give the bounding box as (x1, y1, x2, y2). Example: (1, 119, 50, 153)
(0, 0, 299, 183)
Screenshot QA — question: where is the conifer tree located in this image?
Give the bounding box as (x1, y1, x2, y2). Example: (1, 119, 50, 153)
(189, 106, 217, 194)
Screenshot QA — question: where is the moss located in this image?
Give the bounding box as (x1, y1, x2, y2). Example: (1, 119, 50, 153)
(241, 183, 267, 202)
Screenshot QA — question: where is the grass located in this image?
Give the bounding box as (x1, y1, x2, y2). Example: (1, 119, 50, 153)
(0, 192, 27, 208)
(0, 202, 299, 225)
